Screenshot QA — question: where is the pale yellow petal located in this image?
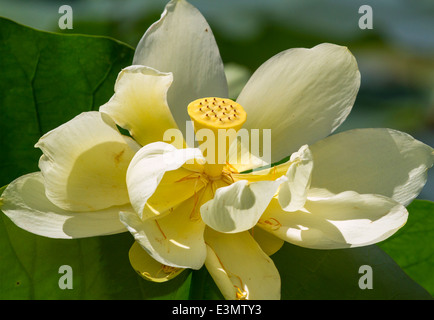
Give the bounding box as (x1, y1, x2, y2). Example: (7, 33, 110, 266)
(126, 142, 204, 219)
(259, 192, 408, 249)
(1, 172, 128, 239)
(129, 241, 184, 282)
(120, 196, 207, 270)
(36, 111, 140, 212)
(204, 228, 281, 300)
(278, 145, 313, 212)
(200, 178, 284, 234)
(310, 128, 434, 206)
(251, 227, 284, 256)
(133, 0, 228, 136)
(100, 65, 180, 146)
(237, 43, 360, 163)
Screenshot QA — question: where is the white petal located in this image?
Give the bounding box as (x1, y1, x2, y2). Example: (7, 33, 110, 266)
(278, 145, 313, 212)
(100, 65, 179, 146)
(200, 177, 285, 233)
(1, 172, 127, 239)
(119, 196, 207, 270)
(310, 128, 434, 206)
(133, 0, 228, 134)
(126, 142, 204, 219)
(36, 112, 140, 212)
(204, 228, 281, 300)
(259, 191, 408, 249)
(237, 43, 360, 163)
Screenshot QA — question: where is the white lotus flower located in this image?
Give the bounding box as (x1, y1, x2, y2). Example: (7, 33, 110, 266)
(1, 0, 433, 300)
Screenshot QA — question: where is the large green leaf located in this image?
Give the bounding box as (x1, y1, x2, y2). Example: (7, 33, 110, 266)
(378, 200, 434, 296)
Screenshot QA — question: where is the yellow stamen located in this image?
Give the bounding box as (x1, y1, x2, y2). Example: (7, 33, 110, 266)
(258, 217, 282, 231)
(235, 286, 248, 300)
(188, 97, 246, 178)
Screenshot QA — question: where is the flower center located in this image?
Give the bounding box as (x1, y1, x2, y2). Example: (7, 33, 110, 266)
(187, 97, 246, 178)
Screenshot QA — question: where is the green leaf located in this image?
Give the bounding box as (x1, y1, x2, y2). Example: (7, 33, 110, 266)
(0, 17, 133, 187)
(0, 18, 193, 300)
(378, 199, 434, 296)
(0, 208, 193, 299)
(273, 242, 432, 300)
(189, 241, 432, 300)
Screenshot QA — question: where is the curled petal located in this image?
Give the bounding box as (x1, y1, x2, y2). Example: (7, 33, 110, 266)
(278, 145, 313, 212)
(128, 241, 185, 283)
(100, 65, 179, 146)
(36, 111, 140, 212)
(259, 191, 408, 249)
(201, 177, 285, 234)
(126, 142, 204, 219)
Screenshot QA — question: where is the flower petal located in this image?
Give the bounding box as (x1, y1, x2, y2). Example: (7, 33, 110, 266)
(36, 111, 140, 212)
(310, 128, 434, 206)
(278, 145, 313, 212)
(1, 172, 128, 239)
(259, 191, 408, 249)
(133, 0, 228, 133)
(237, 43, 360, 163)
(100, 65, 179, 146)
(146, 166, 206, 215)
(251, 227, 284, 256)
(200, 178, 285, 233)
(204, 228, 281, 300)
(126, 142, 204, 219)
(128, 241, 184, 283)
(119, 196, 207, 270)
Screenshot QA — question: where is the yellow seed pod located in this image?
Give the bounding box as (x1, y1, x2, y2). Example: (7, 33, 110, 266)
(187, 97, 247, 133)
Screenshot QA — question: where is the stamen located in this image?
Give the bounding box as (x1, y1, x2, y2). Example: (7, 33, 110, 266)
(258, 218, 282, 231)
(225, 162, 240, 174)
(155, 220, 167, 239)
(235, 286, 248, 300)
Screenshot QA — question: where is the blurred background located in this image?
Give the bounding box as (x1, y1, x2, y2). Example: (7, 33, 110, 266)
(1, 0, 433, 200)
